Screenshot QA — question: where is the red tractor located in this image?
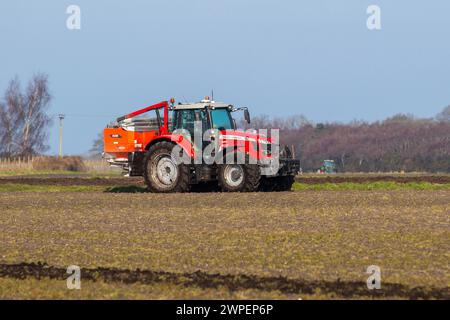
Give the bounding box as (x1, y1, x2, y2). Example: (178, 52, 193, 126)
(103, 97, 299, 192)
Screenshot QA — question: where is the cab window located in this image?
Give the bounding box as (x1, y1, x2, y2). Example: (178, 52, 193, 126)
(210, 108, 233, 130)
(173, 109, 208, 136)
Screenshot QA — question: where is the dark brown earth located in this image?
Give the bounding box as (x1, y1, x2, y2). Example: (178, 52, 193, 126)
(1, 174, 450, 186)
(0, 176, 145, 186)
(1, 262, 448, 299)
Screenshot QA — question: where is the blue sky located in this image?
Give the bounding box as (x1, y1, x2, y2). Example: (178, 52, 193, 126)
(0, 0, 449, 155)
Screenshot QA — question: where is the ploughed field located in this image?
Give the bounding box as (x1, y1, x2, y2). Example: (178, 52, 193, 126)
(0, 174, 449, 299)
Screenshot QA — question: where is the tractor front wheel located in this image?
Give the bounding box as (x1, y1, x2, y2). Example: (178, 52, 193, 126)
(218, 163, 260, 192)
(143, 141, 190, 193)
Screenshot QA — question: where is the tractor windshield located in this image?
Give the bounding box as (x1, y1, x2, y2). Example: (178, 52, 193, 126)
(210, 108, 233, 130)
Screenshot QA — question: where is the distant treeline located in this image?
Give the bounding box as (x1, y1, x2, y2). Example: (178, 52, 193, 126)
(243, 108, 450, 172)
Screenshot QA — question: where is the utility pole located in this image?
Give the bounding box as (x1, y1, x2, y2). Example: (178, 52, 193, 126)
(58, 114, 65, 158)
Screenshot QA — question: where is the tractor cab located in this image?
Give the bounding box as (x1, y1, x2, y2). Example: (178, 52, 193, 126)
(170, 98, 250, 137)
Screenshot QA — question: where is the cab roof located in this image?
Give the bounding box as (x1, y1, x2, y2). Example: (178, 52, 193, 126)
(172, 100, 232, 110)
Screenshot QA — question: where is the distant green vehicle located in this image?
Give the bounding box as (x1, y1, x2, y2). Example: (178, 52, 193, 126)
(319, 160, 336, 174)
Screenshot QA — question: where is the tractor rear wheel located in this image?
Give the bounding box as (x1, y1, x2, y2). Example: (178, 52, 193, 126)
(218, 163, 260, 192)
(143, 141, 190, 193)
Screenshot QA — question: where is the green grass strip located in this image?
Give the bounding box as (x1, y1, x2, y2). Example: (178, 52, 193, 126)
(293, 181, 450, 191)
(0, 183, 104, 193)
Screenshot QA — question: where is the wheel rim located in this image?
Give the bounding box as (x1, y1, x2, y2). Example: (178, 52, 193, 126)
(151, 154, 178, 188)
(223, 164, 244, 187)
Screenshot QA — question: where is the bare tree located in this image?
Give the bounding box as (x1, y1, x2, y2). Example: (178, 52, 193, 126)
(19, 74, 52, 155)
(0, 74, 52, 157)
(0, 77, 23, 157)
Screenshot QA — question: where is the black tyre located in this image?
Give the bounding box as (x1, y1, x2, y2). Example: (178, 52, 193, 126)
(218, 162, 261, 192)
(143, 141, 190, 193)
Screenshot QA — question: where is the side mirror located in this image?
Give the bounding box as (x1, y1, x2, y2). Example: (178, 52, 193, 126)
(244, 109, 251, 124)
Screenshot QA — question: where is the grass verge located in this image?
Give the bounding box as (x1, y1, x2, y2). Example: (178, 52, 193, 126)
(0, 170, 80, 177)
(0, 183, 104, 193)
(0, 169, 122, 177)
(293, 181, 450, 191)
